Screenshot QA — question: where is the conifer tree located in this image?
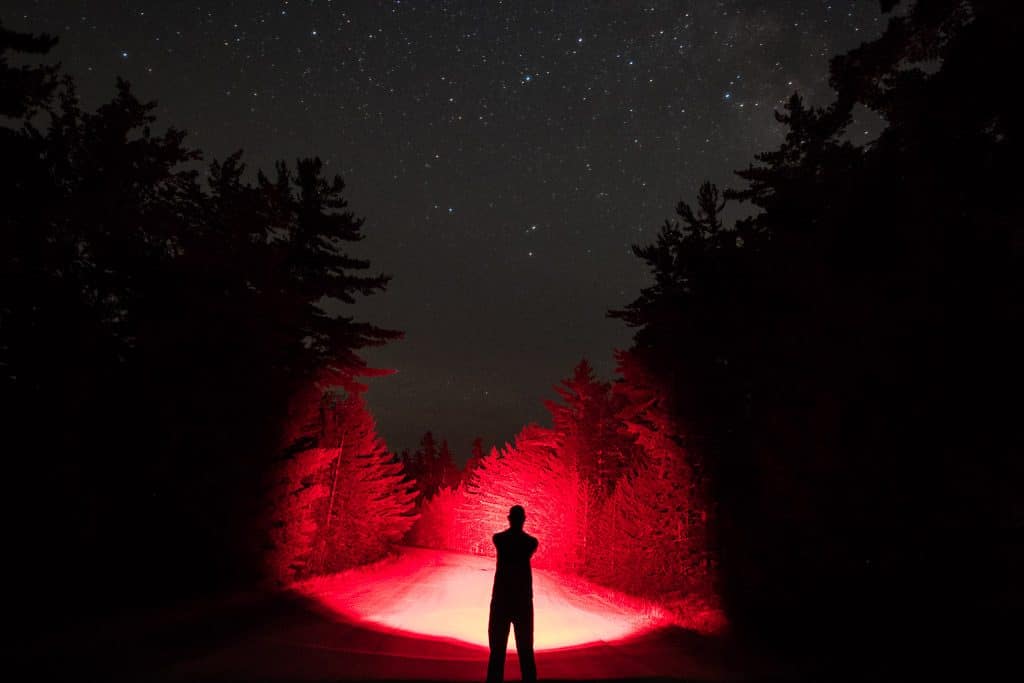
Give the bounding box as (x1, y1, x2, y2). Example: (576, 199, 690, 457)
(266, 446, 336, 584)
(268, 386, 416, 581)
(399, 448, 414, 482)
(545, 359, 630, 487)
(610, 0, 1022, 640)
(315, 391, 418, 571)
(602, 455, 693, 596)
(545, 360, 637, 568)
(464, 437, 487, 479)
(437, 439, 460, 490)
(413, 431, 440, 500)
(601, 351, 707, 595)
(0, 21, 59, 120)
(408, 485, 466, 551)
(2, 36, 403, 597)
(462, 425, 578, 570)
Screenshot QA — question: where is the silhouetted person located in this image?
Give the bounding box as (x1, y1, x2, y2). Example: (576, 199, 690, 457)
(487, 505, 538, 683)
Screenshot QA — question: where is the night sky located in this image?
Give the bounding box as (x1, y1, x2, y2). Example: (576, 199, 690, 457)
(7, 1, 885, 458)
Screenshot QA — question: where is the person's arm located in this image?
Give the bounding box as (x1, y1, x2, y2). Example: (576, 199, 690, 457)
(529, 536, 538, 557)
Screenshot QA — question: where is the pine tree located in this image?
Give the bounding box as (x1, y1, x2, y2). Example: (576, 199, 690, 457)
(603, 454, 694, 596)
(408, 485, 466, 551)
(267, 385, 417, 580)
(545, 360, 637, 569)
(265, 446, 336, 584)
(0, 20, 59, 119)
(411, 430, 447, 500)
(609, 0, 1023, 639)
(3, 46, 404, 597)
(399, 448, 415, 486)
(315, 391, 418, 571)
(464, 437, 487, 479)
(545, 359, 629, 486)
(437, 439, 460, 490)
(461, 425, 578, 570)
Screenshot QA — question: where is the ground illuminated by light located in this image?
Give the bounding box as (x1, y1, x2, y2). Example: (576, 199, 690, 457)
(298, 547, 668, 651)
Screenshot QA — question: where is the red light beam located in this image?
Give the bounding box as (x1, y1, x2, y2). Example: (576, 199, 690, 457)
(298, 547, 668, 651)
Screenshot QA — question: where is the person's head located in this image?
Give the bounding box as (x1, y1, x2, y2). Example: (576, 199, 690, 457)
(508, 505, 526, 530)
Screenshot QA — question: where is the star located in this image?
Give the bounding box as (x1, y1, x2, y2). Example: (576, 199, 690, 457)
(14, 0, 891, 452)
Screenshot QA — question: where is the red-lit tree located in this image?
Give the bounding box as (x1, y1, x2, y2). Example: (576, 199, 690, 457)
(546, 359, 632, 488)
(314, 391, 419, 571)
(399, 356, 713, 606)
(407, 484, 467, 551)
(266, 380, 341, 583)
(265, 446, 335, 583)
(596, 457, 695, 596)
(595, 350, 709, 596)
(266, 383, 417, 582)
(545, 360, 639, 570)
(461, 425, 579, 570)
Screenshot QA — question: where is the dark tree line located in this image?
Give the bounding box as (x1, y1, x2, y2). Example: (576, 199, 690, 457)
(1, 21, 399, 613)
(4, 3, 1020, 668)
(612, 0, 1021, 663)
(399, 431, 463, 502)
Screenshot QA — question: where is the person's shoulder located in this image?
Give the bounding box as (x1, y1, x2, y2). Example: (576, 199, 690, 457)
(527, 532, 538, 547)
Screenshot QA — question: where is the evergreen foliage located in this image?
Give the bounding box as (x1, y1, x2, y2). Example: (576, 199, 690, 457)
(612, 0, 1022, 645)
(0, 27, 400, 602)
(409, 359, 713, 605)
(269, 387, 417, 583)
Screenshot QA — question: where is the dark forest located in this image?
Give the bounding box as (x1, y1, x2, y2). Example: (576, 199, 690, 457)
(2, 1, 1021, 680)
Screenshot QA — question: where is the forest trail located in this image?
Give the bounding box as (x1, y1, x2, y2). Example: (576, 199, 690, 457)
(140, 547, 737, 681)
(297, 546, 666, 650)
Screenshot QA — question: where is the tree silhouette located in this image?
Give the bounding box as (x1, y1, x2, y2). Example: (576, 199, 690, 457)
(437, 438, 461, 490)
(409, 431, 438, 500)
(611, 0, 1022, 654)
(545, 359, 632, 489)
(0, 21, 58, 119)
(544, 359, 637, 569)
(464, 437, 487, 479)
(1, 31, 401, 605)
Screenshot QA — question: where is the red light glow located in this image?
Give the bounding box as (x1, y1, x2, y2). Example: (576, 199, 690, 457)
(298, 547, 668, 651)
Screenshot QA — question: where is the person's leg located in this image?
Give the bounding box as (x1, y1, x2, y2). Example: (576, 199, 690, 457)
(487, 605, 512, 683)
(512, 604, 536, 683)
